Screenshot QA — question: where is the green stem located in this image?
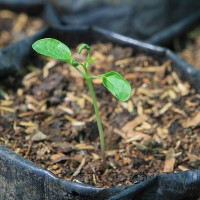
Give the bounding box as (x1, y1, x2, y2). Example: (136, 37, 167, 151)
(85, 69, 105, 154)
(90, 75, 102, 79)
(74, 66, 86, 78)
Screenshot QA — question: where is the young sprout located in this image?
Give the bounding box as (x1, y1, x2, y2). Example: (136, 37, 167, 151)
(32, 38, 131, 154)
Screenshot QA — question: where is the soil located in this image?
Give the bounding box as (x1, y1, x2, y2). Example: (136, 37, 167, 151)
(0, 9, 44, 48)
(0, 41, 200, 188)
(179, 27, 200, 70)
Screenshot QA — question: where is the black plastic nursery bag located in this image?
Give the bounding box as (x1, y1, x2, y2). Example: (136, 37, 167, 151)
(0, 25, 199, 200)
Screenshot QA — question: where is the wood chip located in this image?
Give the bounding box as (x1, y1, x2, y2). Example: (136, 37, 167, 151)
(137, 101, 143, 115)
(72, 121, 85, 127)
(58, 105, 74, 115)
(159, 102, 173, 115)
(18, 111, 36, 118)
(124, 73, 137, 80)
(0, 89, 10, 100)
(124, 132, 151, 144)
(186, 153, 200, 162)
(19, 121, 38, 127)
(113, 128, 127, 139)
(137, 88, 154, 97)
(92, 153, 100, 160)
(178, 165, 190, 171)
(0, 100, 13, 106)
(31, 130, 47, 142)
(181, 111, 200, 128)
(134, 66, 162, 72)
(51, 153, 66, 162)
(135, 121, 152, 131)
(163, 148, 175, 172)
(13, 13, 28, 31)
(75, 144, 94, 150)
(171, 107, 187, 117)
(43, 60, 57, 78)
(72, 157, 86, 177)
(171, 72, 189, 95)
(115, 57, 135, 66)
(52, 142, 75, 153)
(122, 114, 148, 134)
(0, 106, 15, 113)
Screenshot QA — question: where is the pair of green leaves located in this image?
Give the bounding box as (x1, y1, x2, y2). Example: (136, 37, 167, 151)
(32, 38, 131, 101)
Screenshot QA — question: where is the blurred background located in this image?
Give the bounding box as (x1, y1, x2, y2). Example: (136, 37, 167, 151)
(1, 0, 200, 70)
(48, 0, 200, 46)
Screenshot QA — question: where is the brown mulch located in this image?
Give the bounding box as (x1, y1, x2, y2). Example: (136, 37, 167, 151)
(0, 10, 44, 48)
(179, 28, 200, 70)
(0, 41, 200, 188)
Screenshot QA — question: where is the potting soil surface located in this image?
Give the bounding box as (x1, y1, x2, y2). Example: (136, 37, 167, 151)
(0, 9, 44, 48)
(179, 27, 200, 70)
(0, 41, 199, 188)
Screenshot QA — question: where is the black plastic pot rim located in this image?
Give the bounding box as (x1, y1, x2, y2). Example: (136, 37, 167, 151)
(1, 24, 200, 92)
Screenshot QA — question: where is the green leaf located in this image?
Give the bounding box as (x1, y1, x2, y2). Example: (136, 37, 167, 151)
(78, 43, 90, 54)
(102, 71, 131, 101)
(32, 38, 72, 62)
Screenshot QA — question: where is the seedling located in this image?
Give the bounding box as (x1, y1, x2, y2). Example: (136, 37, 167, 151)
(32, 38, 131, 154)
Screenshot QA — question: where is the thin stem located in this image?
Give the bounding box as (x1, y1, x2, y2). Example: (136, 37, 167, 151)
(74, 66, 86, 78)
(85, 67, 105, 154)
(90, 75, 102, 79)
